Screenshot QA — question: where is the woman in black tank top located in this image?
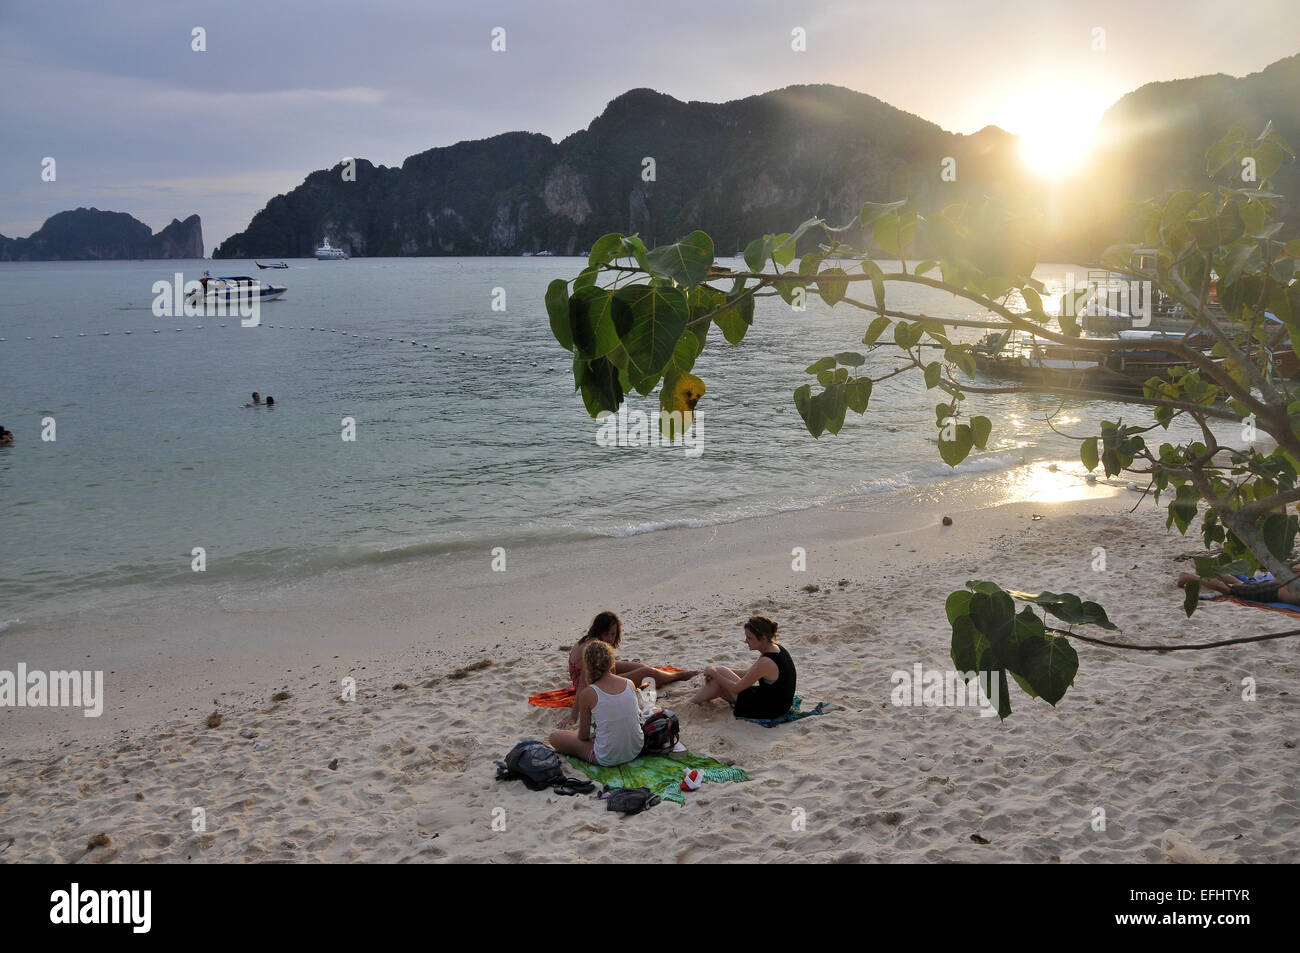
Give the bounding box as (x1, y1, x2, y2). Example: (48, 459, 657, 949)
(690, 616, 796, 720)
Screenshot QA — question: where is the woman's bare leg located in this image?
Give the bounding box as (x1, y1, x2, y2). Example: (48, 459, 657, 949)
(1176, 572, 1233, 596)
(548, 729, 595, 762)
(616, 661, 700, 687)
(691, 666, 743, 704)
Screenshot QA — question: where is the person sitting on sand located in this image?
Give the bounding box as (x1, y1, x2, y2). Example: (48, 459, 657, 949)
(561, 611, 696, 725)
(1177, 565, 1300, 606)
(691, 616, 796, 719)
(548, 640, 645, 766)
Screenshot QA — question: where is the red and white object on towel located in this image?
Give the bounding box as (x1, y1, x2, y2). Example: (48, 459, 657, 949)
(680, 768, 703, 791)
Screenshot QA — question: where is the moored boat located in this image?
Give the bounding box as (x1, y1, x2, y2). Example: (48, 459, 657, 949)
(315, 237, 348, 260)
(973, 330, 1206, 394)
(256, 261, 289, 269)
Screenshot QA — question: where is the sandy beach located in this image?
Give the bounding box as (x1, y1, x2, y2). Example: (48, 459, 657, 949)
(2, 464, 1296, 864)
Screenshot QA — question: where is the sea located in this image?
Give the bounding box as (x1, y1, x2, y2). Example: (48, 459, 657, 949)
(0, 257, 1212, 626)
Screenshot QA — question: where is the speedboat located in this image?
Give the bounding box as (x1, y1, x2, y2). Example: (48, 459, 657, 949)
(185, 275, 285, 308)
(315, 237, 348, 260)
(256, 261, 289, 269)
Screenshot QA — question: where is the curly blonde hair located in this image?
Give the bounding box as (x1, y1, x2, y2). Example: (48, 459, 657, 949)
(583, 639, 616, 685)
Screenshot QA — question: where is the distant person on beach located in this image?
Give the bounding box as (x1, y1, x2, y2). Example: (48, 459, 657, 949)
(559, 611, 696, 727)
(691, 616, 796, 719)
(1177, 567, 1300, 606)
(0, 426, 13, 446)
(548, 640, 645, 766)
(244, 392, 261, 407)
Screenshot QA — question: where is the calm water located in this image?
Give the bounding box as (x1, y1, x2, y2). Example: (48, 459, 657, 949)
(0, 257, 1201, 624)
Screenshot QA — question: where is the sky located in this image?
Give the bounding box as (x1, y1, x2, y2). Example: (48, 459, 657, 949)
(1, 0, 1296, 254)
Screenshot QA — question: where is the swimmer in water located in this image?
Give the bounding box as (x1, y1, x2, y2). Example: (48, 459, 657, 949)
(0, 426, 13, 446)
(244, 391, 262, 407)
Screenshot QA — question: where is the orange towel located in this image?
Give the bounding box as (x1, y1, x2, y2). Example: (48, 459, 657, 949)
(528, 666, 688, 708)
(1214, 595, 1300, 617)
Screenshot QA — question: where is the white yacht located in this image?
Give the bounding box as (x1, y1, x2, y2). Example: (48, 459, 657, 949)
(315, 236, 348, 260)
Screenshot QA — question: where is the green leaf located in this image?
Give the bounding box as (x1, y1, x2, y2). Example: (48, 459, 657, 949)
(793, 383, 825, 437)
(863, 315, 891, 345)
(970, 415, 991, 449)
(1012, 618, 1078, 706)
(861, 259, 886, 313)
(859, 200, 906, 227)
(743, 236, 773, 273)
(1183, 579, 1200, 617)
(546, 279, 572, 351)
(645, 231, 714, 287)
(818, 384, 848, 435)
(588, 233, 625, 268)
(1081, 437, 1099, 471)
(1004, 590, 1117, 630)
(835, 351, 866, 367)
(873, 211, 917, 259)
(845, 377, 872, 414)
(924, 362, 942, 389)
(805, 356, 836, 375)
(915, 259, 937, 276)
(669, 327, 702, 373)
(615, 284, 690, 377)
(939, 423, 974, 467)
(578, 357, 623, 417)
(770, 233, 796, 268)
(714, 307, 748, 345)
(817, 267, 849, 306)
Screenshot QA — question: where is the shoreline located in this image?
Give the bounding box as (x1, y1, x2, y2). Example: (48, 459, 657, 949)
(2, 465, 1296, 863)
(0, 460, 1121, 753)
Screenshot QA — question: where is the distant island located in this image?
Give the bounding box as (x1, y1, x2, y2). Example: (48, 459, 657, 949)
(214, 53, 1299, 262)
(0, 208, 203, 261)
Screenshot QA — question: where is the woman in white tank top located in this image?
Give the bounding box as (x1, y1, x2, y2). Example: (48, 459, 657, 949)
(549, 641, 645, 766)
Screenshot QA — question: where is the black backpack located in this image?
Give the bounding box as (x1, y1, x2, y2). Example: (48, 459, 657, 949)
(640, 709, 680, 756)
(495, 740, 594, 795)
(597, 785, 661, 815)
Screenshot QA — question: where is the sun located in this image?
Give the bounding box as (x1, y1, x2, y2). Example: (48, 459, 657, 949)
(999, 83, 1111, 180)
(1019, 126, 1089, 178)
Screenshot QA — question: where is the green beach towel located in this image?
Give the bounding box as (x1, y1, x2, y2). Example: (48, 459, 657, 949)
(566, 752, 748, 804)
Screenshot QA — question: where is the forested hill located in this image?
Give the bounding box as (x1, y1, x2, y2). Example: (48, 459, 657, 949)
(214, 54, 1300, 261)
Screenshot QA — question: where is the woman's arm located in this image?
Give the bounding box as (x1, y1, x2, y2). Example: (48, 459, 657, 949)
(731, 657, 778, 693)
(576, 688, 595, 743)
